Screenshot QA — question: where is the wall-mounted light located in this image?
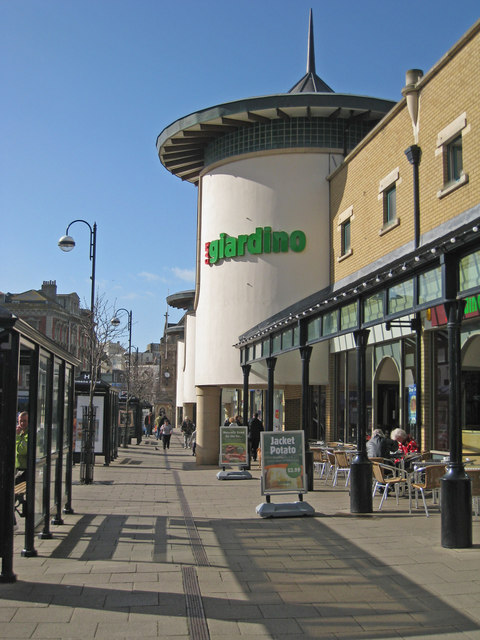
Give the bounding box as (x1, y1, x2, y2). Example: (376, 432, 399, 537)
(402, 263, 407, 271)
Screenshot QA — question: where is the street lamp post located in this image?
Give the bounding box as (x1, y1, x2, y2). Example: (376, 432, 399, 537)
(58, 220, 97, 485)
(111, 309, 132, 448)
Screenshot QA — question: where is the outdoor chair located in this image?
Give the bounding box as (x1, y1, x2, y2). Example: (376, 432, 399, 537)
(324, 450, 336, 484)
(312, 448, 327, 479)
(410, 464, 446, 517)
(466, 468, 480, 517)
(333, 450, 351, 487)
(371, 462, 411, 512)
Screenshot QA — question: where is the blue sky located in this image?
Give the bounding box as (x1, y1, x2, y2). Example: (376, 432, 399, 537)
(1, 0, 479, 350)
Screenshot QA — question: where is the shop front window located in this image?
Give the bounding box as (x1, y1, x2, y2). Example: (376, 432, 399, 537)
(433, 331, 449, 450)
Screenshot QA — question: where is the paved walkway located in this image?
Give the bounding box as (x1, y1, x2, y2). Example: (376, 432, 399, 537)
(3, 431, 480, 639)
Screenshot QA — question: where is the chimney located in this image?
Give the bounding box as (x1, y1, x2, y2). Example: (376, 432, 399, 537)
(41, 280, 57, 300)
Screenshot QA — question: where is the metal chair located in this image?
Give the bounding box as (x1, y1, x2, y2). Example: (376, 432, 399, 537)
(324, 450, 336, 484)
(466, 468, 480, 517)
(372, 462, 411, 511)
(411, 464, 446, 517)
(312, 448, 327, 479)
(333, 450, 351, 487)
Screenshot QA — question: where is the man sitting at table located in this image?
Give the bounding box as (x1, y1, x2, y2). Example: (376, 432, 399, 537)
(366, 428, 395, 460)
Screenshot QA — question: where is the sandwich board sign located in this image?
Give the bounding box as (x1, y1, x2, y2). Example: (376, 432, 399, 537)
(256, 430, 314, 517)
(217, 426, 252, 480)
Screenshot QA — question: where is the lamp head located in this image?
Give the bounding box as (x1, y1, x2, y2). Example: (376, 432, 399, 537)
(111, 316, 121, 327)
(58, 235, 75, 252)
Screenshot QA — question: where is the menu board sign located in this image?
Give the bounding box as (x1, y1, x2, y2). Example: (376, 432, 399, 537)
(219, 426, 248, 467)
(261, 430, 306, 495)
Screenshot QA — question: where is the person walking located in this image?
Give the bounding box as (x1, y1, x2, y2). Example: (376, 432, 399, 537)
(181, 417, 195, 448)
(248, 413, 263, 462)
(161, 419, 174, 450)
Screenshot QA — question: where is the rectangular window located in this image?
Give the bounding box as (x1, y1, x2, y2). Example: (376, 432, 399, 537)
(282, 328, 293, 350)
(308, 318, 321, 342)
(384, 185, 396, 225)
(446, 135, 463, 183)
(293, 325, 300, 347)
(388, 279, 414, 315)
(341, 218, 351, 256)
(340, 302, 357, 331)
(364, 292, 384, 323)
(322, 310, 338, 336)
(418, 267, 442, 305)
(460, 250, 480, 292)
(272, 333, 282, 354)
(436, 114, 468, 198)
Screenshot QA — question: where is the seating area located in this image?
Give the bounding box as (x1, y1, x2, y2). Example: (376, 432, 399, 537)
(311, 444, 480, 518)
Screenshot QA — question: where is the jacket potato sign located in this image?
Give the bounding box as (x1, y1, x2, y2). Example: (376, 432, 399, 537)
(261, 430, 306, 495)
(219, 426, 248, 466)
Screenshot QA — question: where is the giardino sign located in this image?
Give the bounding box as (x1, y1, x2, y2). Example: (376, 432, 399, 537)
(205, 226, 306, 265)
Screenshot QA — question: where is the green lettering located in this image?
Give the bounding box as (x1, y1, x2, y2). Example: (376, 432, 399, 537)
(263, 226, 272, 253)
(225, 236, 237, 258)
(237, 235, 248, 256)
(219, 233, 226, 259)
(247, 227, 263, 254)
(290, 230, 306, 252)
(209, 240, 219, 264)
(272, 231, 289, 252)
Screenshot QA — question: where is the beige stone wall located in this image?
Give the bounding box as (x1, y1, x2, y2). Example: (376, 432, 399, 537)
(330, 22, 480, 284)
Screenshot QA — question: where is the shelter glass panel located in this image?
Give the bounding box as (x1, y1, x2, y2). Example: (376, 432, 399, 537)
(418, 267, 442, 304)
(52, 360, 60, 454)
(37, 353, 50, 460)
(388, 279, 414, 314)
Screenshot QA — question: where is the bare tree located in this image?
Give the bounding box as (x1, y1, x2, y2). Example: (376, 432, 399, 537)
(77, 292, 122, 481)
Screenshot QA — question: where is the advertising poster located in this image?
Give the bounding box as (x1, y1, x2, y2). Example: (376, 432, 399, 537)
(219, 426, 248, 466)
(408, 384, 416, 425)
(74, 396, 104, 454)
(261, 430, 306, 495)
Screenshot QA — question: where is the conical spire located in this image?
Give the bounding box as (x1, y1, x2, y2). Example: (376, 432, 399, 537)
(307, 8, 316, 75)
(288, 8, 333, 94)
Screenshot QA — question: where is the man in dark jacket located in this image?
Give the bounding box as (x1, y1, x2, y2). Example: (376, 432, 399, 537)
(366, 428, 395, 459)
(248, 413, 264, 462)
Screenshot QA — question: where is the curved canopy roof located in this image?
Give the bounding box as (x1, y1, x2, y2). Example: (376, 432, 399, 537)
(156, 10, 395, 184)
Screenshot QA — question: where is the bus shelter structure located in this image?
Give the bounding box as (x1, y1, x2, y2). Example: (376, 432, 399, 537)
(0, 306, 80, 583)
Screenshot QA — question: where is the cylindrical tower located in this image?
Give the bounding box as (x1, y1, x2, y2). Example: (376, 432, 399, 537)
(157, 12, 395, 462)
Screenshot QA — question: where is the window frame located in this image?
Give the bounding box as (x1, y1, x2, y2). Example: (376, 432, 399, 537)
(378, 167, 400, 235)
(436, 113, 469, 199)
(337, 205, 353, 262)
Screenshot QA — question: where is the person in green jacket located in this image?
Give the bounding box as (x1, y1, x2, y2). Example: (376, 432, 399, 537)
(15, 411, 28, 483)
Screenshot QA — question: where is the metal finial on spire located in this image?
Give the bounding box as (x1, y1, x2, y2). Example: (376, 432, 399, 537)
(288, 9, 333, 94)
(307, 8, 316, 75)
